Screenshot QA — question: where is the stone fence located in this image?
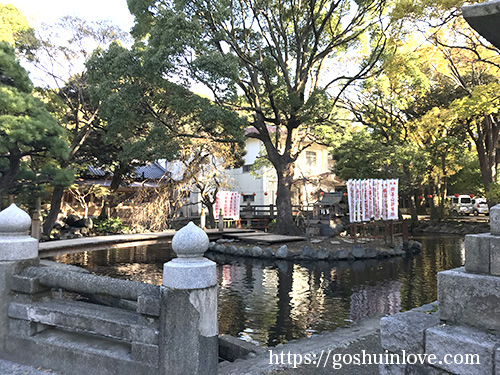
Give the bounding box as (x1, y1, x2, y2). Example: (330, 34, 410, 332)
(0, 204, 218, 375)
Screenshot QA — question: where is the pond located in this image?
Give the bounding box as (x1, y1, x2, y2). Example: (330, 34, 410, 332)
(53, 235, 465, 347)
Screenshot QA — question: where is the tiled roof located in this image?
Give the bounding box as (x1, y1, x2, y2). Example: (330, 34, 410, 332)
(85, 161, 168, 180)
(134, 162, 167, 180)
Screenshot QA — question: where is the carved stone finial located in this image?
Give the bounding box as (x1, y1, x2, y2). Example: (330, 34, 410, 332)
(0, 204, 32, 236)
(171, 222, 209, 258)
(0, 204, 38, 261)
(164, 222, 215, 289)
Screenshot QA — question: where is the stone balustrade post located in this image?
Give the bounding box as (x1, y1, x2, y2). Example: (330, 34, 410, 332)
(218, 208, 224, 232)
(159, 222, 218, 375)
(0, 204, 38, 354)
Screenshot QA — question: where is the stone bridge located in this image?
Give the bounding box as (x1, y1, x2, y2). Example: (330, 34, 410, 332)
(0, 204, 219, 375)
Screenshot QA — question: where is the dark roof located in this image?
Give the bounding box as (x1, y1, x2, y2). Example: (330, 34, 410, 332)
(84, 161, 168, 180)
(134, 162, 168, 180)
(463, 1, 500, 49)
(86, 166, 107, 177)
(315, 192, 343, 206)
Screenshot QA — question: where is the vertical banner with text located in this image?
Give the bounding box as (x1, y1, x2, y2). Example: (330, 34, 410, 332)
(214, 191, 241, 220)
(347, 179, 399, 223)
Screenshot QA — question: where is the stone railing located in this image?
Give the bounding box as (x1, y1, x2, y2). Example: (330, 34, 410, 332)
(380, 204, 500, 374)
(0, 204, 218, 375)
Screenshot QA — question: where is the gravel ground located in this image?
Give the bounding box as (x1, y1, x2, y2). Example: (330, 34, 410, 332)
(0, 360, 61, 375)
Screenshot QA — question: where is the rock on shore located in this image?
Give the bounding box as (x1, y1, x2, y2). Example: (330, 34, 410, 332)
(207, 239, 422, 261)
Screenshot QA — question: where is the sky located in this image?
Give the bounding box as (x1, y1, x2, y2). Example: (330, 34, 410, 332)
(5, 0, 210, 96)
(7, 0, 135, 32)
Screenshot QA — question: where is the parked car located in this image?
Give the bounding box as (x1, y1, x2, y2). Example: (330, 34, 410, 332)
(472, 198, 489, 216)
(447, 195, 473, 216)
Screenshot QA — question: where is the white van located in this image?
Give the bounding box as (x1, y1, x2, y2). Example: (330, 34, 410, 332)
(471, 198, 489, 216)
(447, 195, 473, 216)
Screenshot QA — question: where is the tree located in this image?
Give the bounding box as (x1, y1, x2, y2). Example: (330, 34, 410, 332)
(390, 0, 500, 194)
(23, 17, 130, 235)
(127, 0, 388, 234)
(86, 41, 246, 219)
(178, 141, 242, 227)
(448, 82, 500, 190)
(332, 127, 428, 220)
(0, 42, 70, 197)
(0, 3, 37, 53)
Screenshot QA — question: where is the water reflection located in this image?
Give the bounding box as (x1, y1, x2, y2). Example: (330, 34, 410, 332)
(54, 236, 464, 347)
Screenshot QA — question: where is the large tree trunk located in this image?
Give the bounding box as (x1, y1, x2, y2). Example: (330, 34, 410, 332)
(0, 147, 21, 197)
(428, 172, 440, 221)
(402, 165, 418, 224)
(42, 185, 65, 236)
(274, 160, 303, 236)
(205, 201, 216, 229)
(437, 159, 448, 221)
(473, 116, 499, 191)
(408, 195, 418, 225)
(99, 166, 126, 219)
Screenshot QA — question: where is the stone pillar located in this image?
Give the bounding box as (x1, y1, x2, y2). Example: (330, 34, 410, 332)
(218, 208, 224, 232)
(200, 209, 206, 230)
(0, 204, 38, 354)
(159, 222, 218, 375)
(31, 197, 41, 240)
(380, 204, 500, 374)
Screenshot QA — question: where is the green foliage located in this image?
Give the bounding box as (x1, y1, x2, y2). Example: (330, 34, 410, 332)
(448, 152, 483, 195)
(449, 82, 500, 124)
(86, 41, 247, 173)
(94, 217, 129, 234)
(487, 183, 500, 206)
(0, 3, 36, 52)
(332, 128, 427, 195)
(0, 42, 71, 195)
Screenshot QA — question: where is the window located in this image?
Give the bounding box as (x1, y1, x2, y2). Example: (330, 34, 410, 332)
(243, 194, 255, 202)
(242, 164, 252, 173)
(306, 151, 317, 166)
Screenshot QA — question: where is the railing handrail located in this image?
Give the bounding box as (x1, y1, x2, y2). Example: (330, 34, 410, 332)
(22, 266, 160, 301)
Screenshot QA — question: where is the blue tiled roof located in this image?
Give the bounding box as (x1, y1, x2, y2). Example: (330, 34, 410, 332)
(85, 161, 167, 180)
(133, 162, 167, 179)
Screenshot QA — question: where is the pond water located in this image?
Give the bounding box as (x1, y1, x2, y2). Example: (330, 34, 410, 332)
(53, 235, 464, 347)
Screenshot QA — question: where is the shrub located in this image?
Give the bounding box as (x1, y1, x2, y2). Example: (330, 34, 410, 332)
(94, 217, 129, 234)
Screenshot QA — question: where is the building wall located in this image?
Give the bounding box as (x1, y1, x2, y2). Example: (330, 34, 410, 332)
(226, 138, 266, 205)
(227, 138, 334, 207)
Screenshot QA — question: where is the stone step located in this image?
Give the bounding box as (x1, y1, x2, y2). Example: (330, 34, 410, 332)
(425, 324, 499, 375)
(8, 299, 159, 344)
(4, 328, 158, 375)
(438, 267, 500, 332)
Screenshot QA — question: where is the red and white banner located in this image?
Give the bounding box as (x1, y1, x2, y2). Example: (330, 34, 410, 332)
(381, 180, 388, 221)
(387, 179, 398, 220)
(347, 179, 399, 223)
(348, 180, 356, 223)
(214, 191, 241, 220)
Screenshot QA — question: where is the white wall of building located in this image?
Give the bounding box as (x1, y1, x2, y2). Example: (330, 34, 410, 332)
(228, 137, 333, 207)
(227, 138, 267, 205)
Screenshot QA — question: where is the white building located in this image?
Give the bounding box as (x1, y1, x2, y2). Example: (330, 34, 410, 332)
(227, 130, 340, 207)
(168, 128, 341, 218)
